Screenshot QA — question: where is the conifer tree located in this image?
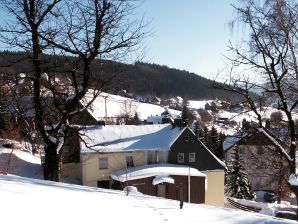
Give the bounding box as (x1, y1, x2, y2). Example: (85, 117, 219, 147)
(225, 146, 254, 200)
(217, 132, 225, 159)
(181, 105, 188, 126)
(208, 126, 218, 155)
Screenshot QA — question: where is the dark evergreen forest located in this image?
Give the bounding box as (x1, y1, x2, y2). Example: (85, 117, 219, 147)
(0, 51, 243, 101)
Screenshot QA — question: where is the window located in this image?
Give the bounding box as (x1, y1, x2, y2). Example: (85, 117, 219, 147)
(99, 157, 108, 169)
(185, 135, 190, 142)
(189, 152, 196, 162)
(97, 180, 110, 189)
(157, 151, 169, 163)
(147, 151, 157, 164)
(147, 151, 169, 164)
(178, 153, 184, 163)
(126, 156, 134, 167)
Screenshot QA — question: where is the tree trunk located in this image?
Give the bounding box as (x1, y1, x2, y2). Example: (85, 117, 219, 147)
(43, 143, 61, 181)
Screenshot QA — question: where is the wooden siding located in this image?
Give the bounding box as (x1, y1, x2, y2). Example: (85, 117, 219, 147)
(168, 128, 224, 171)
(226, 145, 290, 194)
(114, 175, 205, 204)
(225, 131, 291, 197)
(69, 109, 98, 126)
(238, 132, 280, 146)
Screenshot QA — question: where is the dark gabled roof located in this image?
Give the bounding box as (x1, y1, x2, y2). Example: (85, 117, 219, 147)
(223, 127, 291, 162)
(197, 139, 226, 171)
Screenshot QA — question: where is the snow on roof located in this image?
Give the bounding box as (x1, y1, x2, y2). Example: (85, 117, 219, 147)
(223, 130, 248, 151)
(212, 123, 237, 136)
(81, 91, 180, 120)
(223, 128, 292, 162)
(188, 100, 211, 110)
(257, 128, 292, 162)
(152, 175, 175, 186)
(146, 115, 163, 124)
(110, 163, 206, 182)
(217, 110, 258, 123)
(0, 175, 294, 224)
(80, 124, 185, 153)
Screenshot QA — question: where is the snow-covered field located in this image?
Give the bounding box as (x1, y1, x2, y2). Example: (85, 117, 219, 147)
(0, 175, 295, 224)
(0, 143, 42, 179)
(188, 100, 212, 109)
(82, 92, 181, 120)
(0, 136, 296, 223)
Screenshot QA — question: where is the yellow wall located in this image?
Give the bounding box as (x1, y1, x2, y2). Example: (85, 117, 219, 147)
(203, 170, 225, 207)
(81, 151, 146, 187)
(80, 151, 224, 206)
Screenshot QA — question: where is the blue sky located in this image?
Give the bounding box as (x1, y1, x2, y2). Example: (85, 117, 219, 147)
(0, 0, 240, 80)
(136, 0, 239, 79)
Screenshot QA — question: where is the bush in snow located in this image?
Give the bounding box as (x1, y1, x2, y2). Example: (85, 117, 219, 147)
(123, 186, 142, 195)
(225, 146, 254, 200)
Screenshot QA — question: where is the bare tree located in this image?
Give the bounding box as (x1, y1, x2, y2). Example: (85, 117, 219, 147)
(0, 0, 147, 181)
(219, 0, 298, 213)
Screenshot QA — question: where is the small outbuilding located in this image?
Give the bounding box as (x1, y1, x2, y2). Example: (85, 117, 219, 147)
(111, 164, 206, 203)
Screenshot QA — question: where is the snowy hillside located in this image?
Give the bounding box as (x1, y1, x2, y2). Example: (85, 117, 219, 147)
(187, 99, 298, 136)
(0, 141, 80, 184)
(0, 142, 42, 179)
(0, 175, 295, 224)
(82, 91, 181, 121)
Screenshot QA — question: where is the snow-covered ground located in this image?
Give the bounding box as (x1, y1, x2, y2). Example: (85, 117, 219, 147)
(0, 140, 295, 223)
(0, 141, 80, 183)
(189, 101, 298, 136)
(82, 91, 181, 121)
(188, 100, 211, 109)
(0, 175, 295, 224)
(226, 197, 297, 218)
(0, 142, 43, 179)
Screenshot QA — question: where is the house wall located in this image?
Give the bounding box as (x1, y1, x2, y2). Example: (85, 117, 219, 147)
(168, 128, 225, 207)
(168, 128, 225, 171)
(69, 104, 98, 126)
(81, 151, 146, 187)
(116, 175, 205, 204)
(226, 144, 289, 194)
(203, 170, 225, 207)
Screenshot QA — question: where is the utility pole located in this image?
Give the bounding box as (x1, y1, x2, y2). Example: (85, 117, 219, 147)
(179, 183, 183, 209)
(104, 96, 107, 118)
(188, 167, 190, 203)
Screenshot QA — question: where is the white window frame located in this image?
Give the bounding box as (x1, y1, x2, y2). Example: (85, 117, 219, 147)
(189, 152, 195, 162)
(178, 153, 184, 163)
(185, 135, 190, 142)
(99, 157, 108, 170)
